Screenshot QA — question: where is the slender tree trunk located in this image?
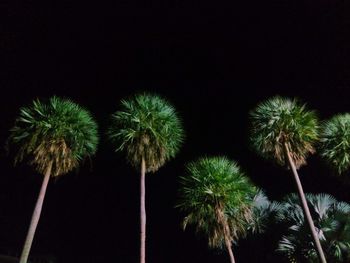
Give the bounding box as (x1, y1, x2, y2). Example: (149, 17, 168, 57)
(19, 161, 53, 263)
(224, 228, 236, 263)
(283, 143, 327, 263)
(140, 157, 146, 263)
(216, 206, 236, 263)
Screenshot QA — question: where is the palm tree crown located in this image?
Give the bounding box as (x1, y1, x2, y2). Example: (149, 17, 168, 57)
(250, 96, 318, 168)
(177, 156, 257, 249)
(8, 96, 98, 176)
(107, 93, 184, 172)
(277, 193, 350, 262)
(319, 114, 350, 174)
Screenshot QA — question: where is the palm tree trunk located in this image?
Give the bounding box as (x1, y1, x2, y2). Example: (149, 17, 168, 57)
(224, 229, 236, 263)
(140, 157, 146, 263)
(283, 143, 327, 263)
(216, 206, 236, 263)
(19, 161, 53, 263)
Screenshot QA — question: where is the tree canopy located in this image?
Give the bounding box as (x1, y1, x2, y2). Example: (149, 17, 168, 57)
(177, 156, 257, 249)
(320, 114, 350, 174)
(250, 96, 319, 168)
(8, 96, 98, 176)
(107, 93, 184, 172)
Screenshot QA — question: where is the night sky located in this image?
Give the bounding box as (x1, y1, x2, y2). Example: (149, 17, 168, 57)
(1, 0, 349, 262)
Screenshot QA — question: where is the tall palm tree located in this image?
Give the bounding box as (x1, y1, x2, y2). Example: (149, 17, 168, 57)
(319, 114, 350, 175)
(277, 193, 350, 263)
(177, 156, 257, 263)
(107, 93, 184, 263)
(8, 97, 98, 263)
(249, 96, 327, 263)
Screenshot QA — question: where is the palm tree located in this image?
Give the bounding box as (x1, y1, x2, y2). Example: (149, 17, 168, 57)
(8, 97, 98, 263)
(249, 96, 327, 263)
(177, 156, 257, 263)
(107, 93, 184, 263)
(319, 114, 350, 175)
(277, 193, 350, 263)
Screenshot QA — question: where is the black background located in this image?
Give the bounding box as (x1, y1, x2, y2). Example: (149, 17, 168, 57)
(1, 0, 350, 262)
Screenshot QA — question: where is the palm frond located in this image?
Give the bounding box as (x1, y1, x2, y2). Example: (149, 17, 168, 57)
(250, 96, 319, 168)
(319, 114, 350, 174)
(277, 193, 350, 262)
(8, 96, 99, 176)
(177, 156, 257, 249)
(249, 190, 281, 234)
(107, 93, 184, 172)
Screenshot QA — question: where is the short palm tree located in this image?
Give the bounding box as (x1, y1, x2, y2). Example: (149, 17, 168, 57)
(249, 96, 327, 263)
(8, 97, 98, 263)
(277, 193, 350, 263)
(177, 156, 257, 263)
(319, 114, 350, 175)
(107, 93, 184, 263)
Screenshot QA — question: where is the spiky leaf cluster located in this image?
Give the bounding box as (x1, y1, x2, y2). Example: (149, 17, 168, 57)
(319, 114, 350, 174)
(8, 97, 98, 176)
(250, 96, 318, 168)
(177, 157, 257, 249)
(277, 193, 350, 262)
(107, 93, 184, 173)
(248, 190, 281, 234)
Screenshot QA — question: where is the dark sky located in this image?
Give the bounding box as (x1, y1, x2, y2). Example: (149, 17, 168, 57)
(1, 0, 349, 262)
